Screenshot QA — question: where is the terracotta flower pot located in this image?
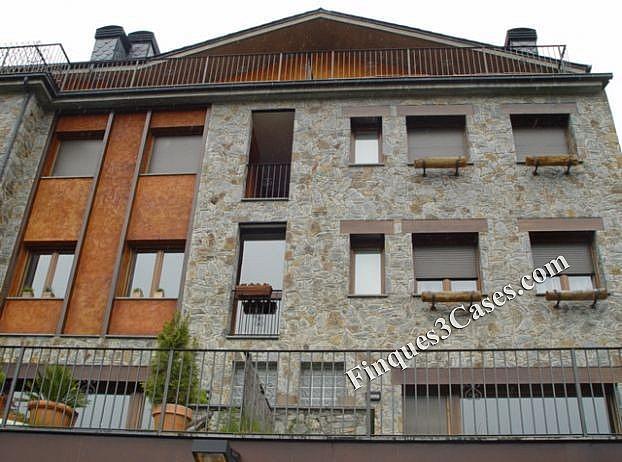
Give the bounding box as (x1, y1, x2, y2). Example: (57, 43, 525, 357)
(152, 403, 193, 431)
(0, 394, 6, 414)
(27, 400, 77, 427)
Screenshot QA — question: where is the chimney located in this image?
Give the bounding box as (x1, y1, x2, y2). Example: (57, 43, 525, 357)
(91, 25, 130, 61)
(127, 31, 160, 58)
(504, 28, 538, 54)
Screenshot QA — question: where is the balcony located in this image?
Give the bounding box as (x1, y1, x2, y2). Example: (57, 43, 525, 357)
(230, 290, 282, 337)
(0, 44, 578, 94)
(244, 163, 290, 199)
(1, 346, 621, 438)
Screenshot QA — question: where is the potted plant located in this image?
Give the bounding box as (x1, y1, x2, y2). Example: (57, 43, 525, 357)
(27, 364, 87, 427)
(235, 283, 272, 300)
(153, 288, 165, 298)
(21, 286, 34, 298)
(144, 312, 202, 431)
(41, 287, 55, 298)
(131, 287, 144, 298)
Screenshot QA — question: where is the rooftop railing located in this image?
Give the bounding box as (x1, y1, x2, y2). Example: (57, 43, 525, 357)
(0, 44, 574, 93)
(1, 345, 620, 438)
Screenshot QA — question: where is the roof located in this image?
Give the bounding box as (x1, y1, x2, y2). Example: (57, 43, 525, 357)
(160, 8, 504, 58)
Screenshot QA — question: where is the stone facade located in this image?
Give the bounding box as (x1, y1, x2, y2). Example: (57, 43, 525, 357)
(0, 92, 53, 307)
(184, 92, 622, 351)
(0, 90, 620, 355)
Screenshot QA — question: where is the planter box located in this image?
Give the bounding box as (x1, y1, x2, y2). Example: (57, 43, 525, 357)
(235, 283, 272, 300)
(152, 403, 193, 431)
(27, 400, 77, 428)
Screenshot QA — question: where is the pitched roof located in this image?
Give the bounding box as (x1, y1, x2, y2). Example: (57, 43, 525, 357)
(160, 8, 499, 58)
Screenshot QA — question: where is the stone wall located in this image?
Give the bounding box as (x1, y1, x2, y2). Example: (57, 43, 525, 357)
(0, 92, 53, 304)
(184, 91, 622, 351)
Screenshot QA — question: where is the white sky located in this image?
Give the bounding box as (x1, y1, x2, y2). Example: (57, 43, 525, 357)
(2, 0, 620, 137)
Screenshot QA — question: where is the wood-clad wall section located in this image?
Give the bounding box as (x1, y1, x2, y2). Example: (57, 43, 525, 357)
(0, 108, 208, 336)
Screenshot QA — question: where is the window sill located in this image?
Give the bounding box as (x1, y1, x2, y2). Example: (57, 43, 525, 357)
(226, 335, 280, 340)
(139, 172, 197, 177)
(347, 294, 388, 298)
(115, 297, 179, 301)
(40, 175, 94, 180)
(348, 163, 385, 167)
(241, 197, 289, 202)
(5, 296, 64, 300)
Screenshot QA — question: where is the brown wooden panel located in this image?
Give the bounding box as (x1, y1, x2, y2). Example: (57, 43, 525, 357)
(108, 299, 176, 336)
(340, 220, 394, 234)
(0, 299, 62, 334)
(23, 178, 92, 242)
(397, 104, 474, 116)
(518, 217, 604, 232)
(342, 106, 391, 117)
(55, 114, 109, 132)
(150, 109, 207, 129)
(501, 103, 577, 114)
(63, 113, 147, 335)
(127, 174, 195, 242)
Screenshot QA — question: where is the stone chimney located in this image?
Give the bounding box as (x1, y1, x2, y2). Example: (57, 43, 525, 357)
(504, 28, 538, 53)
(127, 31, 160, 58)
(91, 26, 160, 61)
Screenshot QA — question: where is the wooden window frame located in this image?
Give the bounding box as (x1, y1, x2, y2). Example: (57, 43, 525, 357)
(406, 115, 468, 163)
(412, 233, 482, 294)
(350, 117, 383, 165)
(142, 126, 204, 175)
(124, 245, 185, 298)
(529, 231, 601, 293)
(43, 131, 105, 178)
(349, 234, 386, 296)
(20, 247, 75, 298)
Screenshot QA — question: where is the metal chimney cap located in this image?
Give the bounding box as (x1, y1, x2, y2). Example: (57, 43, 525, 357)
(505, 27, 538, 46)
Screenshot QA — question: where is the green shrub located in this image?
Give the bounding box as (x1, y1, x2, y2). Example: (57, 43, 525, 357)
(29, 365, 87, 408)
(144, 312, 202, 406)
(0, 369, 6, 385)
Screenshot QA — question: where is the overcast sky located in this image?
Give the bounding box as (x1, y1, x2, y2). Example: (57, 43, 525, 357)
(2, 0, 620, 136)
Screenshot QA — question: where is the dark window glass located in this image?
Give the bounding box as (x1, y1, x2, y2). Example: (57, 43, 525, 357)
(148, 135, 203, 174)
(52, 139, 102, 176)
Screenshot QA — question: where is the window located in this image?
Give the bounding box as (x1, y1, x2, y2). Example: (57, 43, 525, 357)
(407, 115, 467, 161)
(413, 233, 479, 293)
(21, 249, 75, 298)
(351, 117, 382, 164)
(350, 234, 384, 295)
(300, 362, 345, 407)
(126, 247, 185, 298)
(147, 134, 204, 174)
(245, 111, 294, 199)
(404, 384, 613, 436)
(232, 360, 278, 406)
(530, 232, 598, 294)
(232, 225, 286, 336)
(52, 138, 102, 176)
(511, 114, 571, 162)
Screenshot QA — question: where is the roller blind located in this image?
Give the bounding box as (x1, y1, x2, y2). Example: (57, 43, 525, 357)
(413, 244, 477, 279)
(149, 135, 203, 173)
(513, 127, 569, 161)
(408, 127, 466, 160)
(531, 242, 593, 275)
(52, 139, 102, 176)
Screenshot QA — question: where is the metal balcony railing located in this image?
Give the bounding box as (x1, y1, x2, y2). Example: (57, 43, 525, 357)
(1, 346, 621, 438)
(244, 163, 290, 199)
(0, 44, 575, 93)
(230, 290, 282, 336)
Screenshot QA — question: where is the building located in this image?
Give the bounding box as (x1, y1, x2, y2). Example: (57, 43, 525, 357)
(0, 8, 621, 461)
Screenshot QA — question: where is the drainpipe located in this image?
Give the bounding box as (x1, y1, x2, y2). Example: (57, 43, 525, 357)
(0, 77, 33, 183)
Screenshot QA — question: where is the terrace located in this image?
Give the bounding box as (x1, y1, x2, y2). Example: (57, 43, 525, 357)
(1, 345, 621, 439)
(0, 43, 579, 94)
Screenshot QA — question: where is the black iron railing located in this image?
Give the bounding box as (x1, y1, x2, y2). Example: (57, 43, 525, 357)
(244, 163, 290, 199)
(230, 290, 282, 336)
(0, 44, 577, 93)
(1, 346, 621, 438)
